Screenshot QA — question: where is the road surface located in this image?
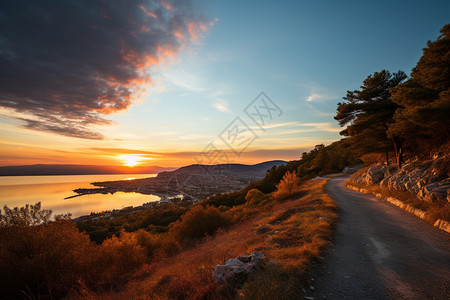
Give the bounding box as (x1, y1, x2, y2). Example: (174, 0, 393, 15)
(310, 175, 450, 300)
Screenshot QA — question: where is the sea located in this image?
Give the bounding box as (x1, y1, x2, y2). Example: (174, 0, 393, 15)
(0, 174, 160, 218)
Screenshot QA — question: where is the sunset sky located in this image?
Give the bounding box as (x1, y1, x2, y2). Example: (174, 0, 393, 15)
(0, 0, 449, 168)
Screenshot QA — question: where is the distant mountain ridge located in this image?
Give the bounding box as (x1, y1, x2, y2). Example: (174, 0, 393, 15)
(160, 160, 287, 177)
(0, 161, 287, 176)
(0, 164, 175, 176)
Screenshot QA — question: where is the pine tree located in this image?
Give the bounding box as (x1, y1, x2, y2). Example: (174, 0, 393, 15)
(389, 24, 450, 156)
(335, 70, 407, 166)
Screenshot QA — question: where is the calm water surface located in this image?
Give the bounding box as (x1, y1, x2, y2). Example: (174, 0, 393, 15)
(0, 174, 159, 218)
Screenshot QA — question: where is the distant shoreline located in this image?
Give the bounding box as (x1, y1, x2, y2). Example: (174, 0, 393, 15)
(0, 172, 161, 177)
(0, 164, 176, 177)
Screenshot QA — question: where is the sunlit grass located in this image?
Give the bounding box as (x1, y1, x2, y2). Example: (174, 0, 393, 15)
(78, 179, 337, 299)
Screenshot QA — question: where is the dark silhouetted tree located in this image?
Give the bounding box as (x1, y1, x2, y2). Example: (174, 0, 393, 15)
(335, 70, 407, 166)
(389, 24, 450, 156)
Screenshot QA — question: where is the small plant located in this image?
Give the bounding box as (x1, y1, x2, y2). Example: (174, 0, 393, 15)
(272, 171, 302, 200)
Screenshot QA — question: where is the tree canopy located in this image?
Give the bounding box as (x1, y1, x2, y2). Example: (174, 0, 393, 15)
(335, 70, 407, 165)
(389, 24, 450, 155)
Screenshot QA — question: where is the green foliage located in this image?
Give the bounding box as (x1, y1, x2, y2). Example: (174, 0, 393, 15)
(77, 203, 188, 244)
(389, 24, 450, 155)
(297, 141, 360, 177)
(335, 69, 407, 165)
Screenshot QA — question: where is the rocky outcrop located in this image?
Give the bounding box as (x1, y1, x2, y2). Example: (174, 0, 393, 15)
(352, 164, 389, 185)
(352, 154, 449, 204)
(213, 252, 273, 287)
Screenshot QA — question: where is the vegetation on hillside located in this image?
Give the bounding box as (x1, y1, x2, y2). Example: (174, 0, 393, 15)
(0, 171, 334, 299)
(336, 24, 450, 167)
(75, 179, 337, 299)
(1, 23, 448, 300)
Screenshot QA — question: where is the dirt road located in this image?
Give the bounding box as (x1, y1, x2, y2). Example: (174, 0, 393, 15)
(310, 175, 450, 300)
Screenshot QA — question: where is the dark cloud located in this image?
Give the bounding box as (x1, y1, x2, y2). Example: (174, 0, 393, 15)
(0, 0, 208, 139)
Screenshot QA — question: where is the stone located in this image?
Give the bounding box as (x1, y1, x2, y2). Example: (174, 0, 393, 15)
(434, 219, 450, 234)
(213, 252, 269, 287)
(366, 164, 387, 184)
(225, 258, 244, 266)
(351, 153, 449, 204)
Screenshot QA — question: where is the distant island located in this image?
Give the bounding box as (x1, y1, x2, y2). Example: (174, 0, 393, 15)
(0, 164, 176, 176)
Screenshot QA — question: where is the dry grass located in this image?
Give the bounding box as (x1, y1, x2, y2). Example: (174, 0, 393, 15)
(346, 180, 450, 223)
(75, 179, 337, 300)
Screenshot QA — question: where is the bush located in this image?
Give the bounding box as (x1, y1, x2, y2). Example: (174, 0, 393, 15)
(272, 171, 302, 200)
(245, 189, 273, 207)
(169, 205, 232, 245)
(0, 219, 97, 299)
(98, 230, 147, 286)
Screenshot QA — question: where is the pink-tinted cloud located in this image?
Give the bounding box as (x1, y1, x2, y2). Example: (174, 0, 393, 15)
(0, 0, 212, 139)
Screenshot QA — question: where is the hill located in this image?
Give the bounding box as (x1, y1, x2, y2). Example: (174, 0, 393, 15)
(161, 160, 287, 177)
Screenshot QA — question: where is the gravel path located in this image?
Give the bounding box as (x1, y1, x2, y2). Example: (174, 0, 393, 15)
(310, 175, 450, 300)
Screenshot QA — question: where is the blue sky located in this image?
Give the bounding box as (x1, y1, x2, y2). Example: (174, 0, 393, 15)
(0, 0, 449, 167)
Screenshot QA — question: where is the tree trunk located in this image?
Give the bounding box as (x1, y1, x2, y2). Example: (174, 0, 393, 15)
(385, 150, 390, 166)
(396, 148, 402, 168)
(392, 137, 404, 168)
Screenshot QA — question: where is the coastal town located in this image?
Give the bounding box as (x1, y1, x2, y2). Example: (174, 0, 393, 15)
(72, 162, 284, 222)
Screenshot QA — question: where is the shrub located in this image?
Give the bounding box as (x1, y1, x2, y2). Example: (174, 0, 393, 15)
(0, 219, 97, 299)
(245, 189, 273, 207)
(169, 205, 232, 245)
(98, 230, 147, 286)
(272, 171, 302, 200)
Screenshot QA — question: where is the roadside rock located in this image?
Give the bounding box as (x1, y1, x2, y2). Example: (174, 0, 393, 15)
(213, 252, 267, 287)
(353, 164, 387, 185)
(353, 153, 449, 204)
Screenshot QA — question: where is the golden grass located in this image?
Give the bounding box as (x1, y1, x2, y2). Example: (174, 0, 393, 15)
(346, 180, 450, 223)
(75, 179, 337, 300)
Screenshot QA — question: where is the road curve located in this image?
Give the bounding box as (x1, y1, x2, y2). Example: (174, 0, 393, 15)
(310, 175, 450, 300)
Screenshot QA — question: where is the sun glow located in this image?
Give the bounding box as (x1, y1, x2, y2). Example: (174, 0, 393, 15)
(118, 154, 144, 167)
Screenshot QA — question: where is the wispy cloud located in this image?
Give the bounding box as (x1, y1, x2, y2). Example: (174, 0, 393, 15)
(213, 99, 230, 113)
(297, 81, 338, 103)
(306, 93, 324, 102)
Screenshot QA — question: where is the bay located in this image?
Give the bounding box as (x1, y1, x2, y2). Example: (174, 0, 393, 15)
(0, 174, 160, 218)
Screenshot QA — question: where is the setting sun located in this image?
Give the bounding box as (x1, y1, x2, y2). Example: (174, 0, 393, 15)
(118, 154, 144, 167)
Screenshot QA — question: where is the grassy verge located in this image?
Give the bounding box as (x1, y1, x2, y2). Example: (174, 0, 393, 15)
(346, 179, 450, 223)
(75, 179, 337, 300)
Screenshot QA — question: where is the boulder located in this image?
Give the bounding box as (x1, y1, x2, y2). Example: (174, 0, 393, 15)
(213, 252, 267, 286)
(420, 182, 450, 203)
